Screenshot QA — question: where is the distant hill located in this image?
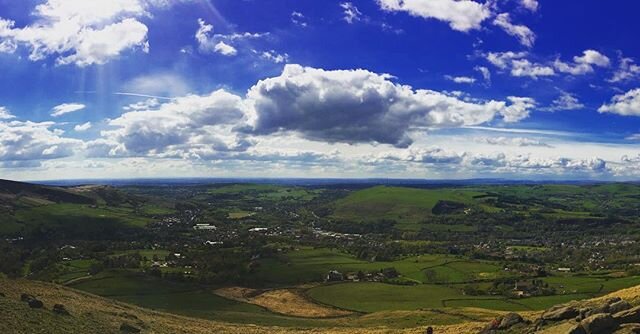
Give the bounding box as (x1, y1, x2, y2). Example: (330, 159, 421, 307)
(0, 179, 95, 207)
(0, 180, 156, 239)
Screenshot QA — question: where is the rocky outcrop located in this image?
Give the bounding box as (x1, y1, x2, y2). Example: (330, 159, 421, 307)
(542, 305, 579, 321)
(480, 312, 526, 333)
(20, 293, 43, 309)
(483, 297, 640, 333)
(579, 313, 617, 334)
(53, 303, 70, 316)
(614, 306, 640, 325)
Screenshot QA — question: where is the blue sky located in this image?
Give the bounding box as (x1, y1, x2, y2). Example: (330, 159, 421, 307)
(0, 0, 639, 180)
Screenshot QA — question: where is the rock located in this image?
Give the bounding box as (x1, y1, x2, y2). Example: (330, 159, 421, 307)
(120, 323, 141, 333)
(578, 307, 591, 320)
(53, 304, 70, 316)
(585, 304, 610, 318)
(28, 298, 44, 309)
(20, 293, 43, 309)
(480, 318, 500, 334)
(614, 306, 640, 324)
(543, 305, 579, 321)
(425, 326, 434, 334)
(615, 323, 640, 334)
(0, 292, 5, 297)
(607, 297, 623, 305)
(20, 293, 34, 302)
(498, 312, 524, 329)
(610, 300, 633, 314)
(568, 324, 587, 334)
(580, 313, 617, 334)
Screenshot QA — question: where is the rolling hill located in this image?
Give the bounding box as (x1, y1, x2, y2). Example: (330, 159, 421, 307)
(0, 277, 484, 334)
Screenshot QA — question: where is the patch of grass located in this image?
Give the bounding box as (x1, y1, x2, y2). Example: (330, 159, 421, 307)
(12, 204, 152, 239)
(332, 186, 485, 229)
(139, 204, 176, 216)
(308, 282, 469, 312)
(253, 248, 458, 285)
(228, 211, 255, 219)
(208, 184, 319, 202)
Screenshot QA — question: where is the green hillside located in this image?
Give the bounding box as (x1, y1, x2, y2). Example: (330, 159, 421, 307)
(332, 186, 486, 229)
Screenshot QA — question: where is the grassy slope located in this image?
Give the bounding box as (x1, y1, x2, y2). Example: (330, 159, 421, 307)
(0, 277, 487, 334)
(332, 186, 484, 229)
(5, 275, 640, 334)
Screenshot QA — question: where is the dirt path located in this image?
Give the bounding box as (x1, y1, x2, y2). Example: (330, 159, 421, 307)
(215, 287, 353, 318)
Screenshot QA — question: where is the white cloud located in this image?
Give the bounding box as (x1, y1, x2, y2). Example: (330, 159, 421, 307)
(609, 56, 640, 83)
(474, 66, 491, 85)
(74, 122, 92, 132)
(260, 50, 289, 63)
(376, 0, 491, 32)
(486, 50, 610, 79)
(485, 51, 526, 69)
(542, 92, 585, 112)
(475, 136, 551, 147)
(0, 106, 14, 120)
(444, 75, 476, 84)
(94, 89, 251, 158)
(0, 120, 80, 163)
(213, 41, 237, 56)
(51, 103, 86, 117)
(195, 18, 264, 56)
(122, 72, 190, 98)
(374, 147, 610, 177)
(501, 97, 536, 122)
(493, 13, 535, 48)
(340, 2, 363, 24)
(598, 88, 640, 116)
(511, 59, 554, 78)
(247, 64, 535, 147)
(195, 19, 218, 53)
(0, 0, 157, 66)
(554, 50, 610, 75)
(291, 12, 308, 27)
(626, 134, 640, 141)
(485, 52, 554, 79)
(520, 0, 539, 12)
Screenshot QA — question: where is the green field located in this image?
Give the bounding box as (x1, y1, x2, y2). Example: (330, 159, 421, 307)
(68, 270, 475, 328)
(15, 204, 152, 228)
(208, 184, 320, 202)
(332, 186, 487, 230)
(308, 282, 469, 312)
(253, 247, 479, 285)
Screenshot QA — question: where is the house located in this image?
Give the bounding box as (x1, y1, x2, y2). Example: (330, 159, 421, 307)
(325, 270, 344, 282)
(557, 267, 571, 272)
(193, 224, 217, 230)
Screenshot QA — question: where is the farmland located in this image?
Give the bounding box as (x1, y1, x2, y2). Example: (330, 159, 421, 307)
(4, 180, 640, 331)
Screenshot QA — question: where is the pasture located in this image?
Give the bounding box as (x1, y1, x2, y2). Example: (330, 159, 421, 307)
(331, 186, 487, 230)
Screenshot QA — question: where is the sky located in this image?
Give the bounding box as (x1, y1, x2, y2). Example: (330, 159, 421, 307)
(0, 0, 640, 181)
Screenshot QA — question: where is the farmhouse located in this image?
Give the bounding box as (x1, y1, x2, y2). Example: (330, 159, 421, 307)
(193, 224, 217, 230)
(325, 270, 344, 282)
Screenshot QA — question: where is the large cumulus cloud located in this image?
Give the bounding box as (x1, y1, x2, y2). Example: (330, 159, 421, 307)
(246, 64, 535, 148)
(0, 0, 181, 66)
(0, 118, 81, 167)
(92, 90, 251, 158)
